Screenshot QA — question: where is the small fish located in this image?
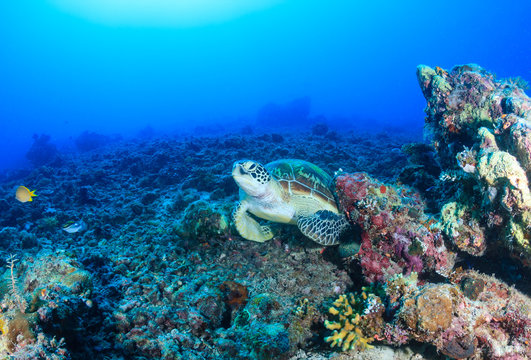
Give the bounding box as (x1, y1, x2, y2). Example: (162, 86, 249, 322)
(16, 186, 37, 203)
(63, 220, 87, 234)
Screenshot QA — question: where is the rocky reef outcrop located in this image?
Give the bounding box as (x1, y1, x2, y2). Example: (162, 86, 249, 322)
(417, 64, 531, 266)
(384, 270, 531, 359)
(321, 64, 531, 359)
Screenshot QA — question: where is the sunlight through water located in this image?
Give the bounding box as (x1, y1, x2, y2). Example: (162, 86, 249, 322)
(48, 0, 284, 26)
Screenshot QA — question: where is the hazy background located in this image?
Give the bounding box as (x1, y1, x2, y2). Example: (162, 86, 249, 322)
(0, 0, 530, 169)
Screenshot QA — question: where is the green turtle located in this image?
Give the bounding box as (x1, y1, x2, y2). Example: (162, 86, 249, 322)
(232, 159, 349, 245)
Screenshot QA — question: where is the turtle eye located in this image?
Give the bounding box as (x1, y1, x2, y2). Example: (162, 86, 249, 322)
(239, 167, 247, 175)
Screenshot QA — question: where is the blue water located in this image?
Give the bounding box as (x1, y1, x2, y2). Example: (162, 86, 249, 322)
(0, 0, 530, 169)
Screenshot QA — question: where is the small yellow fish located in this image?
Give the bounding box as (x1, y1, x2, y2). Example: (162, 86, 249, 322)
(16, 186, 37, 203)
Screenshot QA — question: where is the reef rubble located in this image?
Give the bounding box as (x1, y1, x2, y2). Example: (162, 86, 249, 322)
(0, 130, 413, 359)
(0, 64, 529, 359)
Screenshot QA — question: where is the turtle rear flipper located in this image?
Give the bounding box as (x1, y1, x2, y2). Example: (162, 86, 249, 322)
(297, 210, 349, 246)
(233, 201, 274, 242)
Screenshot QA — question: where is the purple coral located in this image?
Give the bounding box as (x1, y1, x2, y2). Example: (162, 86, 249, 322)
(393, 233, 423, 275)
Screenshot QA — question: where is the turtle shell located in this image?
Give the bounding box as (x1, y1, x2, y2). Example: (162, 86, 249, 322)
(265, 159, 337, 209)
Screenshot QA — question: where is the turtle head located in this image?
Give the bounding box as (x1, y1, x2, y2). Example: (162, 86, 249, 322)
(232, 160, 271, 197)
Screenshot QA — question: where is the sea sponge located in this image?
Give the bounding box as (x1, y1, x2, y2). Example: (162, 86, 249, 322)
(397, 283, 463, 343)
(414, 285, 454, 334)
(384, 270, 531, 358)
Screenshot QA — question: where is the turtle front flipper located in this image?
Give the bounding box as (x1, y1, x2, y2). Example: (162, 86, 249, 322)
(233, 201, 274, 242)
(297, 210, 349, 246)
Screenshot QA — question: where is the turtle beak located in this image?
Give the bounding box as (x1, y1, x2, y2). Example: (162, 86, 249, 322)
(233, 160, 252, 176)
(232, 162, 243, 177)
(232, 160, 267, 197)
(232, 161, 255, 190)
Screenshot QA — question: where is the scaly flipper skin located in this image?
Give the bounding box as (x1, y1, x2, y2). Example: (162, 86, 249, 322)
(297, 210, 349, 245)
(233, 201, 274, 242)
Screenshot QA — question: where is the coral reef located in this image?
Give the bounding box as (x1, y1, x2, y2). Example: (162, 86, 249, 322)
(0, 251, 98, 357)
(1, 65, 530, 359)
(173, 199, 233, 242)
(323, 291, 383, 351)
(417, 64, 531, 266)
(383, 270, 531, 359)
(335, 172, 455, 283)
(2, 128, 415, 359)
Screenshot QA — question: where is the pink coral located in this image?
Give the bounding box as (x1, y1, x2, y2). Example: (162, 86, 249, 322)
(335, 172, 455, 283)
